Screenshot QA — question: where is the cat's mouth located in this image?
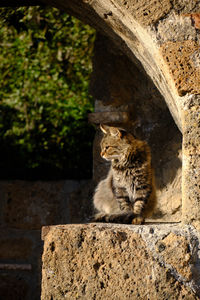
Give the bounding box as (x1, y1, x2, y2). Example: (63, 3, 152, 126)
(101, 155, 119, 161)
(101, 155, 110, 161)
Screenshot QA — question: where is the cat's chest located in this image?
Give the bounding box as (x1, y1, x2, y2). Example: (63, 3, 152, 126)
(112, 168, 132, 187)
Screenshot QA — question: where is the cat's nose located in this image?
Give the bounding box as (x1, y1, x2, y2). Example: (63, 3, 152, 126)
(101, 150, 105, 157)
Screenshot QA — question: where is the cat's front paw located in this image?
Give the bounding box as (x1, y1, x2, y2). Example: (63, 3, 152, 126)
(93, 212, 108, 222)
(131, 216, 144, 225)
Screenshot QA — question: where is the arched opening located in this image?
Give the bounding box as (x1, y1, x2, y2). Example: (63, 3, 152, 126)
(90, 33, 182, 222)
(46, 0, 200, 233)
(33, 1, 184, 224)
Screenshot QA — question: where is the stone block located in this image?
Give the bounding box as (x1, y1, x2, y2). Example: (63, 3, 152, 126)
(181, 95, 200, 229)
(156, 233, 192, 280)
(115, 0, 172, 26)
(157, 13, 197, 44)
(41, 223, 200, 299)
(161, 40, 200, 96)
(0, 180, 83, 229)
(172, 1, 200, 13)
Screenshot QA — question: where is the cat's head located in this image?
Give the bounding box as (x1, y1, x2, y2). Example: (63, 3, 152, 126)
(100, 124, 131, 161)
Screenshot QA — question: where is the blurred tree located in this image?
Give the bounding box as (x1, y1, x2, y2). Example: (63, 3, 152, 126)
(0, 7, 95, 179)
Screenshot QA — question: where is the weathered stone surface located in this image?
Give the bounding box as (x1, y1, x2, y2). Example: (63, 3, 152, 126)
(156, 233, 192, 280)
(161, 40, 200, 96)
(117, 0, 172, 26)
(157, 13, 197, 44)
(182, 95, 200, 230)
(41, 224, 200, 299)
(172, 0, 200, 13)
(0, 180, 84, 229)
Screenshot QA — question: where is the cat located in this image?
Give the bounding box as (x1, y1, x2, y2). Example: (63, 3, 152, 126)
(93, 124, 156, 224)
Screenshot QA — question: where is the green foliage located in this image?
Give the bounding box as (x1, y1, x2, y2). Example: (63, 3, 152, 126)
(0, 7, 95, 179)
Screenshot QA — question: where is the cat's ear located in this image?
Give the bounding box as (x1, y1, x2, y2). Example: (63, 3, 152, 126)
(109, 127, 125, 138)
(100, 124, 125, 137)
(100, 124, 109, 134)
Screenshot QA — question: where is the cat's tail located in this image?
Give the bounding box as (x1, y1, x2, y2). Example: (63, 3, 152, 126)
(91, 212, 144, 225)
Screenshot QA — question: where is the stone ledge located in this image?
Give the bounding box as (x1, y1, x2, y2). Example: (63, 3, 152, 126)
(88, 112, 130, 125)
(41, 223, 200, 299)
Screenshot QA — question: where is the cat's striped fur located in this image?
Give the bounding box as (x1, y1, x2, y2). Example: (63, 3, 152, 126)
(93, 125, 156, 224)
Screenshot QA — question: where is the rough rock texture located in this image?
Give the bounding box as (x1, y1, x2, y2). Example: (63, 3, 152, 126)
(182, 95, 200, 230)
(161, 40, 200, 95)
(41, 223, 200, 300)
(117, 0, 172, 26)
(156, 232, 192, 281)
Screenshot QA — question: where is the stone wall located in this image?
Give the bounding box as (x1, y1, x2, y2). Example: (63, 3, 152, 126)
(0, 180, 88, 300)
(41, 223, 200, 299)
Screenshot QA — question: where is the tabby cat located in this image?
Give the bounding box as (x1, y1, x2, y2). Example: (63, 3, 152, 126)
(93, 124, 156, 224)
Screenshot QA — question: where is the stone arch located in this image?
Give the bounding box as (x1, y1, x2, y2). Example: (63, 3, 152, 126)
(41, 0, 200, 228)
(42, 0, 194, 131)
(2, 0, 200, 228)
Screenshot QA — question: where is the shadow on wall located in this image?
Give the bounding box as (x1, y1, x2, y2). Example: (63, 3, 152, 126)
(90, 34, 182, 222)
